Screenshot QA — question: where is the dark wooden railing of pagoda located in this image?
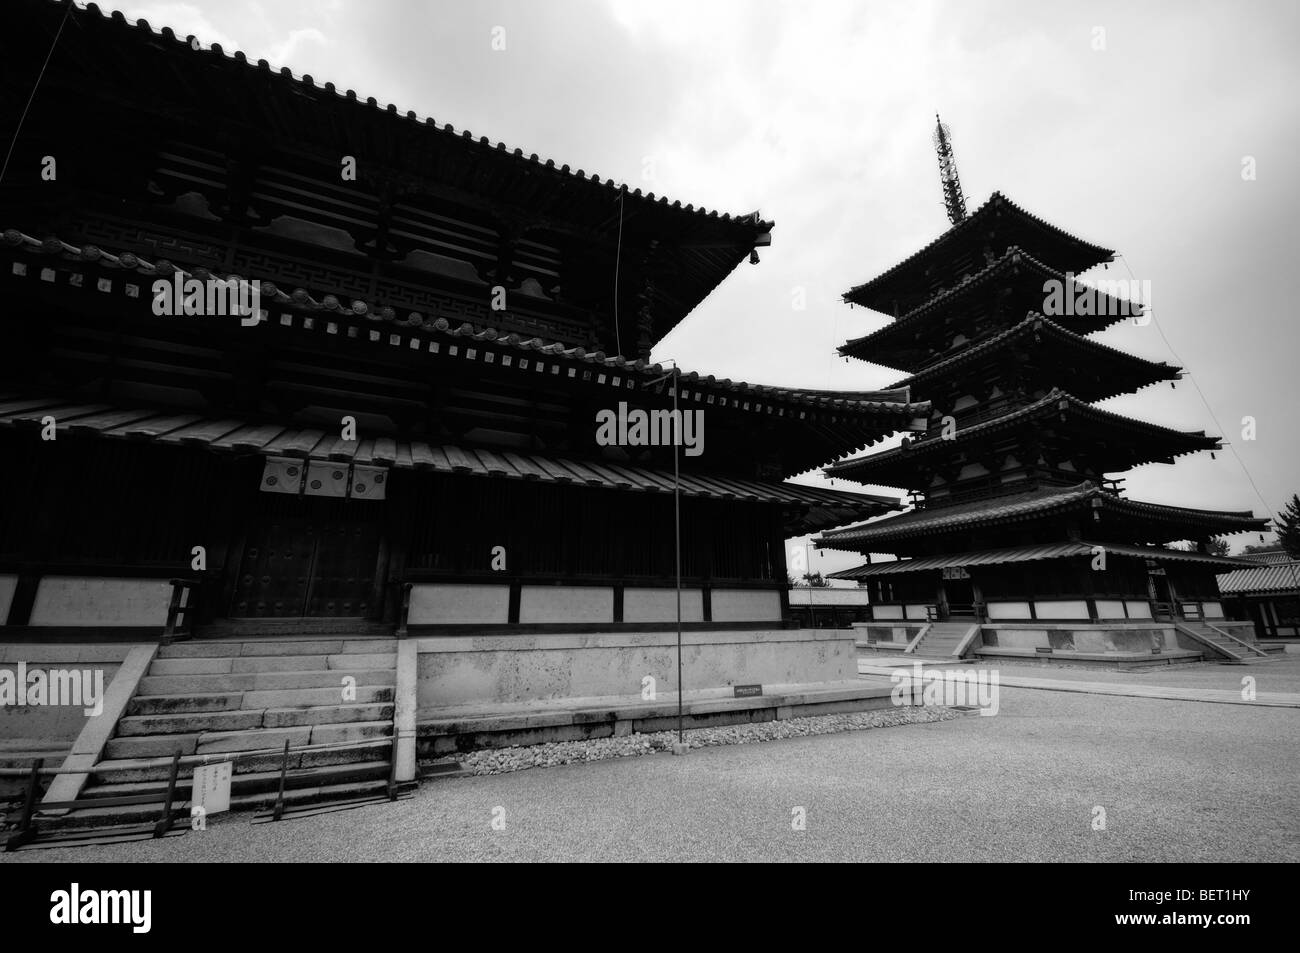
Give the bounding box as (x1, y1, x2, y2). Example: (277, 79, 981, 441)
(162, 578, 200, 643)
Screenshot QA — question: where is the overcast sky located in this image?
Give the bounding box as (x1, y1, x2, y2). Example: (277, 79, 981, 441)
(100, 0, 1300, 568)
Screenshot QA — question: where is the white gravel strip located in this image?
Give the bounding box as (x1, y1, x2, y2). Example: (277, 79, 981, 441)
(439, 706, 956, 776)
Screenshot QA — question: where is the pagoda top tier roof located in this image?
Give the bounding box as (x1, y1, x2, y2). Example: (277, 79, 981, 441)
(839, 246, 1137, 368)
(4, 0, 772, 350)
(815, 481, 1267, 550)
(825, 389, 1220, 485)
(843, 193, 1115, 316)
(890, 314, 1181, 400)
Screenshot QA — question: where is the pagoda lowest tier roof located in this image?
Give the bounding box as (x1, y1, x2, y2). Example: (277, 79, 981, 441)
(890, 314, 1181, 401)
(4, 229, 930, 466)
(843, 193, 1115, 315)
(814, 481, 1267, 550)
(5, 0, 771, 349)
(839, 246, 1136, 368)
(827, 540, 1259, 578)
(0, 394, 897, 536)
(825, 389, 1220, 486)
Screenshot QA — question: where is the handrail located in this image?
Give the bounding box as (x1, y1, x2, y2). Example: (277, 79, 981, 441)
(0, 735, 394, 778)
(396, 581, 413, 638)
(3, 732, 403, 846)
(4, 753, 185, 851)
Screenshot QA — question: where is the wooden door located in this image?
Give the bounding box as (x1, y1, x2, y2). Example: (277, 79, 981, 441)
(230, 497, 381, 618)
(303, 518, 380, 617)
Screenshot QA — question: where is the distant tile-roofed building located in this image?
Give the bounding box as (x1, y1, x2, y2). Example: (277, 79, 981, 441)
(1218, 552, 1300, 638)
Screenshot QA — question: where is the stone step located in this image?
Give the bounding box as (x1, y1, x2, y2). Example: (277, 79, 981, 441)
(238, 685, 394, 710)
(158, 638, 396, 659)
(81, 761, 391, 800)
(137, 669, 395, 696)
(116, 703, 394, 736)
(104, 718, 393, 760)
(193, 618, 394, 639)
(127, 693, 245, 716)
(262, 703, 393, 729)
(117, 710, 265, 736)
(91, 744, 391, 785)
(149, 653, 396, 675)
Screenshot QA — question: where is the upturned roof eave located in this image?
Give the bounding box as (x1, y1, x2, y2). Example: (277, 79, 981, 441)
(842, 193, 1116, 311)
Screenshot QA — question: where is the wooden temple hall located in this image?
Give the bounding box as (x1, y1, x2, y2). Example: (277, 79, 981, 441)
(814, 143, 1269, 633)
(0, 0, 930, 638)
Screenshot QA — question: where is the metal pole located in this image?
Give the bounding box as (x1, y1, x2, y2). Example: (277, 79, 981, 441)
(674, 366, 683, 744)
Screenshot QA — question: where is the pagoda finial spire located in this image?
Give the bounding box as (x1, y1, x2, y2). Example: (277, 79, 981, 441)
(933, 113, 968, 226)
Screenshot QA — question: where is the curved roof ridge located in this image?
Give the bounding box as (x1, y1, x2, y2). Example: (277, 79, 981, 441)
(888, 312, 1181, 390)
(843, 192, 1115, 307)
(70, 1, 771, 230)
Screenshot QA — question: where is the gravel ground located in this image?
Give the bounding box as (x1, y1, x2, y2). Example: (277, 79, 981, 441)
(3, 682, 1295, 863)
(448, 706, 955, 775)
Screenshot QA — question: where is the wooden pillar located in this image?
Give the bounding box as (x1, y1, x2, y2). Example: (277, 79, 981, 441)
(772, 506, 791, 624)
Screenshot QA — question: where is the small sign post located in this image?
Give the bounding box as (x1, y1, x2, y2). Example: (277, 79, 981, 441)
(191, 761, 233, 816)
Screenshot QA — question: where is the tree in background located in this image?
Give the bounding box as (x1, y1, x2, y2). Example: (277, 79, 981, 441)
(1169, 537, 1230, 556)
(1276, 494, 1300, 558)
(1241, 541, 1283, 556)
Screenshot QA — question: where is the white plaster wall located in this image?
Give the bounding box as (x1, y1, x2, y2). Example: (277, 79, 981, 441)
(904, 604, 930, 620)
(1095, 600, 1127, 619)
(1125, 600, 1153, 619)
(408, 583, 509, 625)
(519, 585, 613, 623)
(1035, 600, 1090, 619)
(1203, 601, 1224, 619)
(28, 577, 171, 627)
(622, 588, 704, 623)
(788, 588, 872, 606)
(874, 604, 904, 620)
(710, 589, 781, 622)
(988, 601, 1032, 620)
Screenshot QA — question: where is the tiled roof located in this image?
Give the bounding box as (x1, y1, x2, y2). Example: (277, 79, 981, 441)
(0, 394, 898, 534)
(816, 481, 1266, 547)
(3, 228, 929, 423)
(830, 540, 1258, 578)
(1217, 561, 1300, 596)
(889, 314, 1181, 395)
(33, 2, 771, 234)
(842, 193, 1115, 310)
(839, 246, 1134, 363)
(825, 388, 1219, 480)
(1244, 550, 1293, 564)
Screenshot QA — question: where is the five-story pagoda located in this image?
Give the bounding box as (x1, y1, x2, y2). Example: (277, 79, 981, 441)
(816, 122, 1266, 630)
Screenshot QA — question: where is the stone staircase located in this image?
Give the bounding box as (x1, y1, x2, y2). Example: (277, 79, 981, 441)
(61, 637, 399, 827)
(1177, 623, 1271, 662)
(908, 622, 977, 658)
